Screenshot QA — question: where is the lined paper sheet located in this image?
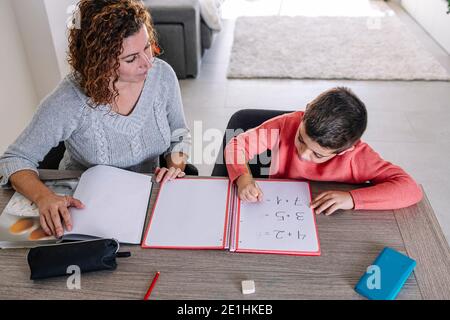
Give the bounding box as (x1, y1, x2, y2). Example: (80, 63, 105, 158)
(66, 165, 152, 244)
(235, 180, 320, 255)
(142, 178, 230, 249)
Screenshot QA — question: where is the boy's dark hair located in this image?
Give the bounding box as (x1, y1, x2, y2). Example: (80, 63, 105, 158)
(303, 87, 367, 152)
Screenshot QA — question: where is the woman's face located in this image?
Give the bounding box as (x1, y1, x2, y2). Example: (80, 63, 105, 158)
(117, 25, 154, 83)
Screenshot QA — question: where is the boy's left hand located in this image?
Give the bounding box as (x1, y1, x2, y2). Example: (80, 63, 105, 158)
(310, 191, 355, 215)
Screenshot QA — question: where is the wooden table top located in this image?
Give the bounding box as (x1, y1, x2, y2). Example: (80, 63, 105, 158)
(0, 170, 449, 300)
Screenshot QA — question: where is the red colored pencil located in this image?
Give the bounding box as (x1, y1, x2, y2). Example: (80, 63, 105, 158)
(143, 271, 160, 300)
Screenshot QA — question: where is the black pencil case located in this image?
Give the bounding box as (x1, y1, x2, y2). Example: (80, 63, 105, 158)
(27, 238, 131, 280)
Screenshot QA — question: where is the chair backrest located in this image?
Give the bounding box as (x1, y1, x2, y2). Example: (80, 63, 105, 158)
(211, 109, 293, 178)
(38, 142, 66, 169)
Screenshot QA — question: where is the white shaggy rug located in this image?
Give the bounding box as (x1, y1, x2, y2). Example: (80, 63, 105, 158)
(227, 15, 450, 81)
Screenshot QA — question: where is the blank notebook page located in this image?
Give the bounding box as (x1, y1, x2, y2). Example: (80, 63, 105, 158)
(66, 165, 152, 244)
(236, 180, 320, 255)
(143, 178, 230, 249)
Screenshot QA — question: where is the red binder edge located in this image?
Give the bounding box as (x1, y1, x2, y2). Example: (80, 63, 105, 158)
(141, 177, 232, 249)
(234, 179, 321, 256)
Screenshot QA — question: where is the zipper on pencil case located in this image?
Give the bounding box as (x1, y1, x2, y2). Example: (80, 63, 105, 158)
(29, 238, 121, 254)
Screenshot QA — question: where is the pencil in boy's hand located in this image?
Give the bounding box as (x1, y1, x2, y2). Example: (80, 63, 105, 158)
(254, 182, 263, 202)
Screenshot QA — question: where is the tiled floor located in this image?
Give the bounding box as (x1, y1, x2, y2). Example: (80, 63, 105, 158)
(179, 0, 450, 244)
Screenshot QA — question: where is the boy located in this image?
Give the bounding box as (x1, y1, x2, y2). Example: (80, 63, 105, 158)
(225, 87, 422, 215)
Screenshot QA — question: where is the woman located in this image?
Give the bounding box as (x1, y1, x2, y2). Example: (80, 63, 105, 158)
(0, 0, 192, 238)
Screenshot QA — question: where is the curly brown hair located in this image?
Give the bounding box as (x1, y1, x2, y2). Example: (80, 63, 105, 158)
(68, 0, 158, 108)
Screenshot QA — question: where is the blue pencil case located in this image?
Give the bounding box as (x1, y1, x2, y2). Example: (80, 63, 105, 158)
(355, 247, 416, 300)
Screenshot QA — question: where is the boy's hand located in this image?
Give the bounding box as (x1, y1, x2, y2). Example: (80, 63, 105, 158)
(310, 191, 354, 215)
(236, 174, 263, 202)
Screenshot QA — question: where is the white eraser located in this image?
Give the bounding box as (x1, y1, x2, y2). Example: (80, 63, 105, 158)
(241, 280, 256, 294)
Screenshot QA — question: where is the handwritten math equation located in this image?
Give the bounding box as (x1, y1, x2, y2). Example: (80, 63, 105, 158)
(261, 196, 310, 241)
(240, 194, 313, 242)
(264, 196, 309, 207)
(256, 230, 307, 241)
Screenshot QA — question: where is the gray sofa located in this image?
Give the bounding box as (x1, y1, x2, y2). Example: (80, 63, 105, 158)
(144, 0, 217, 79)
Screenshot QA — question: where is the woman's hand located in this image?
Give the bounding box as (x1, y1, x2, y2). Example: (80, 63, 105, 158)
(237, 174, 263, 202)
(35, 193, 85, 238)
(310, 191, 355, 215)
(154, 167, 186, 183)
(155, 152, 188, 183)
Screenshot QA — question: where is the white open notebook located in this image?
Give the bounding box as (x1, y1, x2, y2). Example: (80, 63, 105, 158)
(65, 165, 152, 244)
(142, 178, 320, 256)
(0, 166, 152, 248)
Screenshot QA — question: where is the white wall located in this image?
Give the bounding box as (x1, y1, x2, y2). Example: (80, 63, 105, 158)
(402, 0, 450, 54)
(11, 0, 61, 102)
(0, 0, 38, 154)
(0, 0, 77, 153)
(44, 0, 78, 78)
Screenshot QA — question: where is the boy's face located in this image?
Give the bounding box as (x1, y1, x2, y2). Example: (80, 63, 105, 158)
(294, 122, 338, 164)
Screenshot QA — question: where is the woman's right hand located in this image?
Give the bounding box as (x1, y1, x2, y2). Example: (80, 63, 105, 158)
(35, 193, 84, 238)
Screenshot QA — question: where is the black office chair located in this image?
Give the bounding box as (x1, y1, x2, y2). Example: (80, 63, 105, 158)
(38, 142, 66, 170)
(38, 141, 199, 176)
(211, 109, 292, 178)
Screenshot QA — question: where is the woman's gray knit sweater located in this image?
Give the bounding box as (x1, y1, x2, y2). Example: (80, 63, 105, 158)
(0, 59, 191, 186)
